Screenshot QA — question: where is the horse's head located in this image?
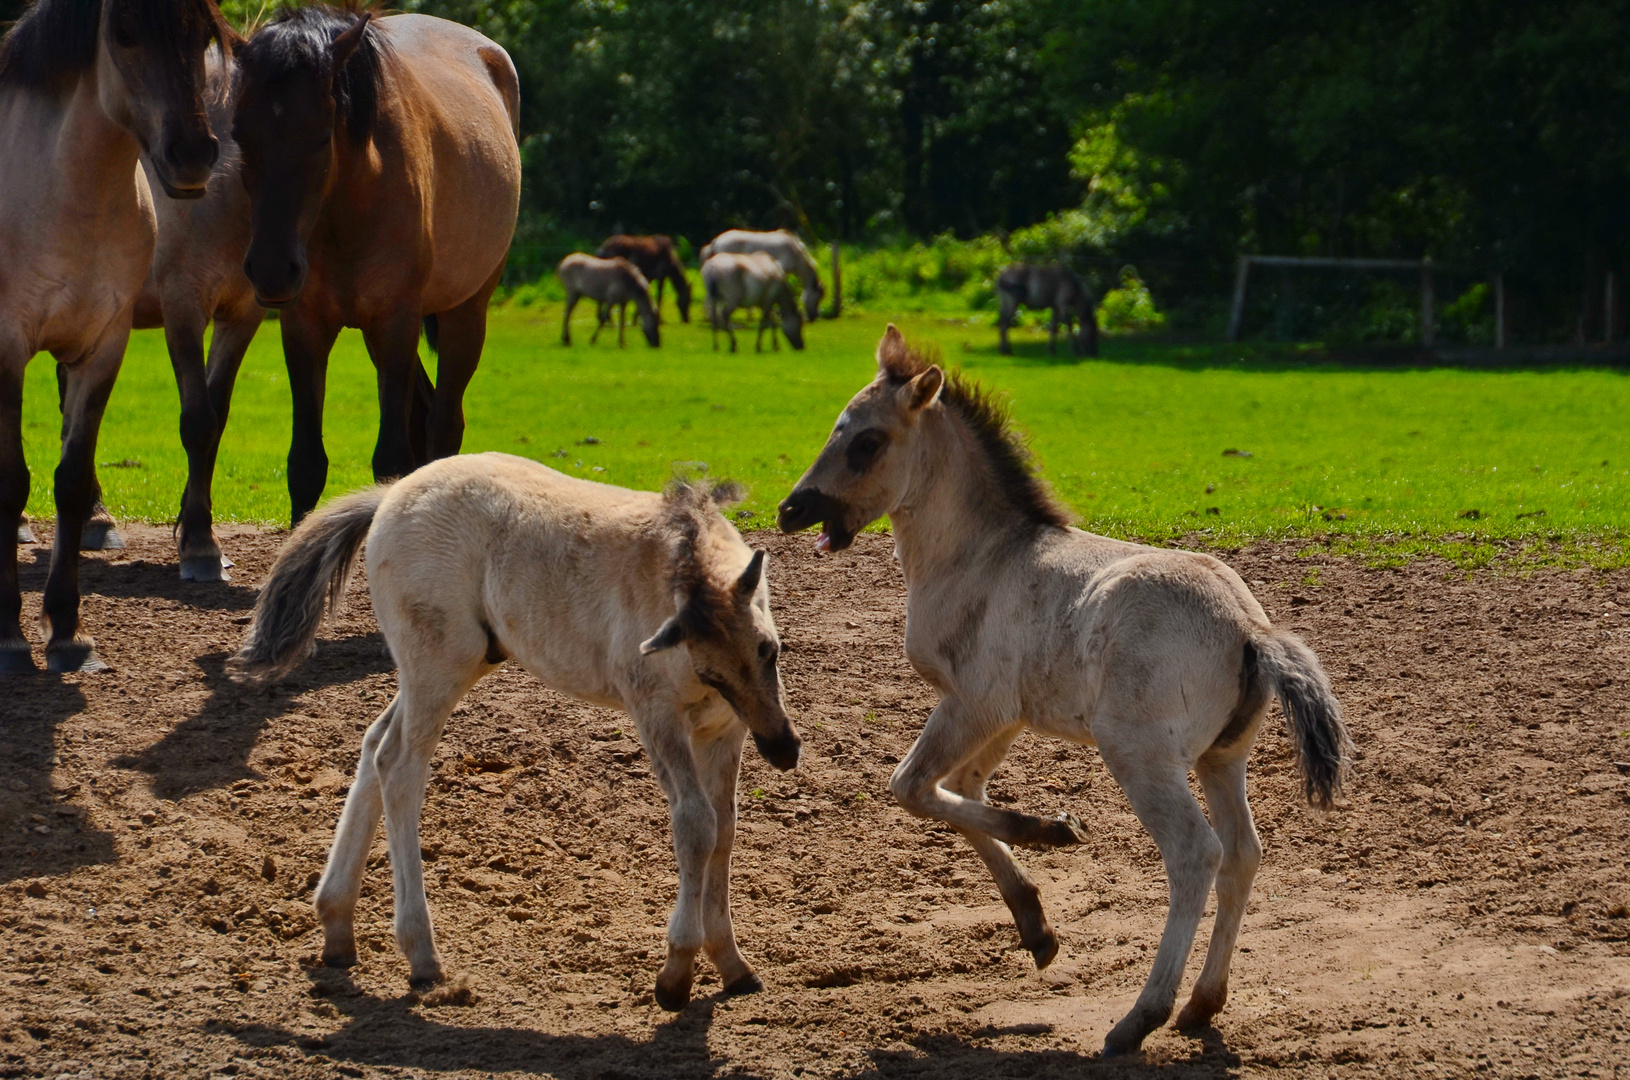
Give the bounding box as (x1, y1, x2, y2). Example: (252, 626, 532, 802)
(639, 300, 661, 347)
(778, 325, 940, 551)
(95, 0, 229, 198)
(642, 545, 801, 772)
(779, 297, 805, 351)
(801, 278, 824, 323)
(232, 9, 377, 306)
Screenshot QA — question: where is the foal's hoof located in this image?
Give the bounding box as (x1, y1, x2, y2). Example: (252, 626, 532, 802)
(722, 972, 764, 997)
(653, 974, 693, 1012)
(1024, 928, 1059, 970)
(0, 645, 37, 675)
(45, 642, 109, 674)
(408, 975, 443, 993)
(179, 555, 233, 582)
(1036, 812, 1090, 848)
(80, 521, 125, 551)
(321, 949, 358, 969)
(16, 520, 35, 544)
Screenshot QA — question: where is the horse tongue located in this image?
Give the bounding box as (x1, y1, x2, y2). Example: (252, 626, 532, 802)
(814, 531, 832, 553)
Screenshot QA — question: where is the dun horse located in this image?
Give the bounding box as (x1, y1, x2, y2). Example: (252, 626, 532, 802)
(996, 263, 1099, 357)
(596, 234, 692, 323)
(233, 7, 522, 523)
(557, 254, 660, 347)
(0, 0, 231, 672)
(235, 455, 801, 1009)
(701, 229, 823, 322)
(778, 327, 1350, 1056)
(701, 252, 805, 353)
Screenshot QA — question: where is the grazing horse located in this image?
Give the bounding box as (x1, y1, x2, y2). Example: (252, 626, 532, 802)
(557, 253, 660, 348)
(996, 263, 1098, 357)
(701, 229, 823, 322)
(232, 7, 522, 523)
(0, 0, 231, 673)
(701, 252, 805, 353)
(234, 454, 801, 1009)
(596, 234, 692, 323)
(778, 326, 1351, 1056)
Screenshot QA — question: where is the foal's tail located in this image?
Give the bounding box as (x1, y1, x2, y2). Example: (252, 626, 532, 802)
(1251, 630, 1353, 809)
(231, 486, 389, 682)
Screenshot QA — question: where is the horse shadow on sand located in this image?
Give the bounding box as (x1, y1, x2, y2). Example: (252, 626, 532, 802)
(0, 673, 114, 883)
(211, 965, 1241, 1079)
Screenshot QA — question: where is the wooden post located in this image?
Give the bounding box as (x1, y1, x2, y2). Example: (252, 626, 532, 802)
(1226, 255, 1251, 342)
(829, 241, 842, 319)
(1605, 270, 1616, 344)
(1494, 273, 1507, 350)
(1419, 258, 1435, 348)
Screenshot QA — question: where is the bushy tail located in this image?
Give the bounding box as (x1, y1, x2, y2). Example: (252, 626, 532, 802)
(232, 486, 389, 681)
(1252, 630, 1352, 809)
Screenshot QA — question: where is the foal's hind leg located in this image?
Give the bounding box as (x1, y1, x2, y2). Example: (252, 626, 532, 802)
(315, 697, 397, 968)
(694, 724, 761, 996)
(1176, 749, 1262, 1031)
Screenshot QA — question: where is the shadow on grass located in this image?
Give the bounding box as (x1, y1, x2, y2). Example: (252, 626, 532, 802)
(114, 634, 395, 800)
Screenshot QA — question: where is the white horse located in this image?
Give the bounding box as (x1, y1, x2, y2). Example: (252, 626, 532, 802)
(234, 453, 800, 1010)
(701, 229, 823, 322)
(701, 252, 805, 353)
(557, 253, 660, 347)
(778, 326, 1351, 1057)
(0, 0, 231, 672)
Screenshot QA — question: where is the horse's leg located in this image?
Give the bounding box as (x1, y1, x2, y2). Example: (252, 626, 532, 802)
(693, 724, 759, 995)
(630, 698, 716, 1010)
(362, 312, 422, 484)
(944, 730, 1060, 967)
(725, 304, 739, 353)
(656, 276, 666, 322)
(1097, 751, 1223, 1057)
(1175, 749, 1262, 1031)
(425, 275, 498, 461)
(889, 699, 1088, 848)
(589, 301, 608, 345)
(561, 290, 578, 345)
(282, 310, 340, 524)
(43, 336, 126, 673)
(56, 361, 122, 551)
(184, 305, 261, 578)
(0, 351, 33, 673)
(315, 695, 397, 968)
(617, 301, 627, 348)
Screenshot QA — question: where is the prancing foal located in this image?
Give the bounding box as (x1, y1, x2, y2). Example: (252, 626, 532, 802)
(0, 0, 230, 672)
(232, 7, 522, 523)
(235, 454, 801, 1010)
(779, 327, 1350, 1056)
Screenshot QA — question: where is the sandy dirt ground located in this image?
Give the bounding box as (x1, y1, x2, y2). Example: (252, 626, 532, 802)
(1, 523, 1628, 1080)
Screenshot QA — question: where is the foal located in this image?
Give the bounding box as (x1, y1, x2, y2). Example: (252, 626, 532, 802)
(557, 253, 661, 347)
(236, 454, 798, 1009)
(996, 263, 1099, 357)
(701, 229, 824, 322)
(701, 252, 805, 352)
(596, 234, 692, 323)
(779, 327, 1350, 1056)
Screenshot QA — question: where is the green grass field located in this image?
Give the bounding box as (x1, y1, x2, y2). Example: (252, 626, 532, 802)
(20, 304, 1630, 564)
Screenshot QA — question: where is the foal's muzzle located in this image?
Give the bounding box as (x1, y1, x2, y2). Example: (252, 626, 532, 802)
(752, 729, 802, 772)
(777, 487, 855, 550)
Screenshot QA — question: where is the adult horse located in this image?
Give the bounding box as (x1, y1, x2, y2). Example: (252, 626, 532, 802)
(0, 0, 231, 672)
(596, 234, 691, 323)
(778, 327, 1350, 1055)
(700, 230, 822, 322)
(996, 263, 1098, 357)
(232, 6, 521, 523)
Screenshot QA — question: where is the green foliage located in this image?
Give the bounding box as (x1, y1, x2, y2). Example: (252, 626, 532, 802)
(1097, 269, 1165, 332)
(839, 234, 1008, 311)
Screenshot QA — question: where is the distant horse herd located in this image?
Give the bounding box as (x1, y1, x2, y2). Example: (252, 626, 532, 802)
(1, 0, 1340, 1061)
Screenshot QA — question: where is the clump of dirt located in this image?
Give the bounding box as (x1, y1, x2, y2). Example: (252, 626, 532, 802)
(1, 523, 1627, 1079)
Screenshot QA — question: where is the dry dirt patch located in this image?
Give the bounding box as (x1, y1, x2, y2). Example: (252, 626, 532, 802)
(1, 525, 1628, 1079)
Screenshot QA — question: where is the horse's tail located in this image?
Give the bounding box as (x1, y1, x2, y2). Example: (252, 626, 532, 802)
(231, 486, 389, 682)
(422, 314, 439, 356)
(1250, 629, 1352, 809)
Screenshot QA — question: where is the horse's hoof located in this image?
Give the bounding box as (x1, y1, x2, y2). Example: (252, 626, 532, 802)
(179, 555, 232, 582)
(1025, 929, 1059, 970)
(722, 972, 764, 997)
(322, 950, 358, 969)
(45, 642, 109, 674)
(653, 977, 692, 1012)
(1047, 812, 1090, 846)
(0, 646, 37, 675)
(408, 975, 441, 993)
(80, 522, 125, 551)
(16, 523, 35, 544)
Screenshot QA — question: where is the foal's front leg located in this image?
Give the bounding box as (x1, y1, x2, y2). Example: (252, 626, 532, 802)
(693, 723, 761, 995)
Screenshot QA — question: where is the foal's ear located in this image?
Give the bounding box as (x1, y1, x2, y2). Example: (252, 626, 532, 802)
(902, 364, 944, 413)
(735, 549, 766, 596)
(875, 323, 910, 377)
(639, 615, 687, 655)
(329, 13, 371, 70)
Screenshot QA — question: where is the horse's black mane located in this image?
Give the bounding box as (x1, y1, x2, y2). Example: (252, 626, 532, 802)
(879, 330, 1073, 531)
(238, 4, 385, 145)
(0, 0, 231, 89)
(661, 476, 746, 640)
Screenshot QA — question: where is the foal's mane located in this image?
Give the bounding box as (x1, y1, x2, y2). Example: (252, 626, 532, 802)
(0, 0, 232, 89)
(660, 477, 746, 639)
(879, 333, 1072, 530)
(238, 4, 387, 145)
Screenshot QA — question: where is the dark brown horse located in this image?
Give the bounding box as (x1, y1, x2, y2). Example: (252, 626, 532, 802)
(0, 0, 231, 673)
(597, 234, 692, 323)
(232, 6, 521, 522)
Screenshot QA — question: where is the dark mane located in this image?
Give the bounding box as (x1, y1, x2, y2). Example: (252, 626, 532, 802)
(0, 0, 232, 89)
(237, 4, 386, 145)
(660, 476, 746, 640)
(879, 332, 1072, 531)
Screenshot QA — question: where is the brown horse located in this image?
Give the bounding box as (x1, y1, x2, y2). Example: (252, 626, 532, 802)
(597, 234, 692, 323)
(0, 0, 231, 673)
(232, 6, 521, 523)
